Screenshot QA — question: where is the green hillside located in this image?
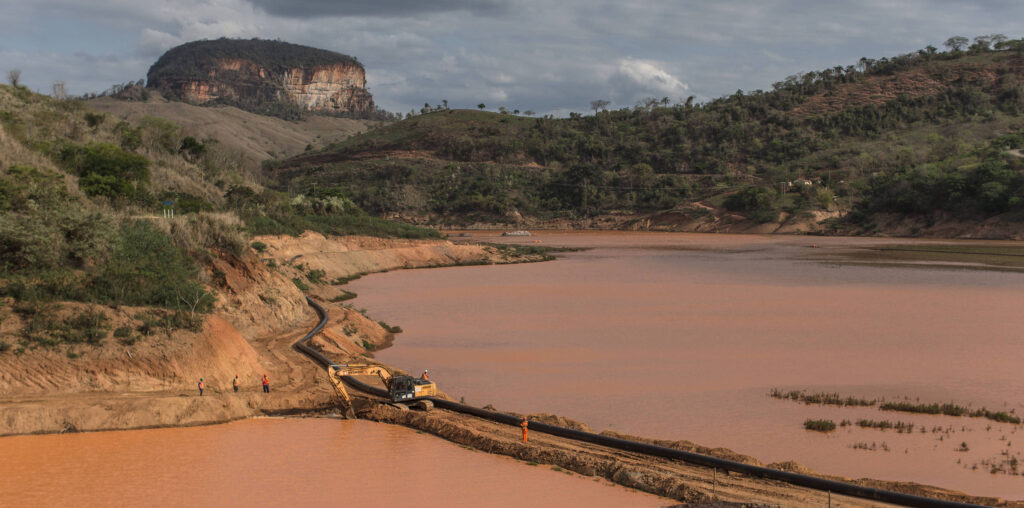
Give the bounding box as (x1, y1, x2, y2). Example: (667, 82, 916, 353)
(268, 42, 1024, 232)
(0, 84, 437, 349)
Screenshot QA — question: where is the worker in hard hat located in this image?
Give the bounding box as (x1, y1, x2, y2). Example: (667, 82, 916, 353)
(198, 378, 205, 396)
(521, 416, 528, 443)
(232, 375, 240, 393)
(421, 370, 429, 380)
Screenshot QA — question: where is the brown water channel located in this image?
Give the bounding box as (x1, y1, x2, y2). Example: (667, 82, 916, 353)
(0, 418, 668, 507)
(353, 231, 1024, 500)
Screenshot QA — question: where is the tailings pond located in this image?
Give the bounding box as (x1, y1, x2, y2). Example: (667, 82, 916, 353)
(351, 231, 1024, 499)
(0, 418, 668, 507)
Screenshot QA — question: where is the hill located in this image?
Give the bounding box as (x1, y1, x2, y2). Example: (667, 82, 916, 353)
(267, 42, 1024, 238)
(146, 38, 375, 119)
(0, 82, 439, 350)
(86, 92, 375, 170)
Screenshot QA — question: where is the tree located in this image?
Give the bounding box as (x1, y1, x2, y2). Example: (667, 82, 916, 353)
(944, 36, 969, 52)
(523, 110, 535, 116)
(590, 99, 610, 113)
(442, 99, 448, 109)
(7, 69, 20, 87)
(477, 103, 486, 110)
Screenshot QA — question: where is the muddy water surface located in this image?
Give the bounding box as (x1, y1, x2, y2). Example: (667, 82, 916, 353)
(0, 418, 668, 507)
(354, 231, 1024, 499)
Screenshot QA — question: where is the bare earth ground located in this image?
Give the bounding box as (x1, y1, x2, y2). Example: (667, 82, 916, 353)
(0, 234, 1016, 506)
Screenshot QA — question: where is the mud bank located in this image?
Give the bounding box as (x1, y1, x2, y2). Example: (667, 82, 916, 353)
(0, 234, 535, 436)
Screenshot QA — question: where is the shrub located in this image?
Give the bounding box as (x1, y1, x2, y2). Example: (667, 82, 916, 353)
(328, 290, 357, 302)
(724, 186, 778, 223)
(291, 278, 309, 291)
(83, 112, 105, 128)
(60, 309, 110, 344)
(113, 326, 132, 338)
(58, 142, 150, 201)
(306, 269, 326, 284)
(0, 341, 9, 353)
(378, 321, 403, 334)
(803, 419, 837, 432)
(251, 241, 267, 253)
(91, 221, 212, 309)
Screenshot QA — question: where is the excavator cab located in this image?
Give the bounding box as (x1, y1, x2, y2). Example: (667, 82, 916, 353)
(388, 375, 438, 401)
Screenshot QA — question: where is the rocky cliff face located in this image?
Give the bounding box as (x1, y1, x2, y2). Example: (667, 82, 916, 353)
(147, 39, 375, 116)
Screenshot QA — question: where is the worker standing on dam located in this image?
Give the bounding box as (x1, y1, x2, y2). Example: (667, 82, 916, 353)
(198, 378, 204, 396)
(421, 370, 429, 380)
(521, 417, 528, 443)
(262, 374, 270, 393)
(232, 375, 240, 393)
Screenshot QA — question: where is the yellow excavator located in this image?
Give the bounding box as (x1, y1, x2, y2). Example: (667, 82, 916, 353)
(328, 363, 438, 416)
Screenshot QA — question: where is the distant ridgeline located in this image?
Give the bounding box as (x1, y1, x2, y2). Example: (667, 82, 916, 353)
(146, 38, 375, 119)
(268, 38, 1024, 233)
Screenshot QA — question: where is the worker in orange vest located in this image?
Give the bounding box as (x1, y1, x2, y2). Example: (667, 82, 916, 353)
(232, 375, 240, 393)
(262, 374, 270, 393)
(521, 416, 528, 443)
(421, 370, 429, 380)
(198, 378, 205, 396)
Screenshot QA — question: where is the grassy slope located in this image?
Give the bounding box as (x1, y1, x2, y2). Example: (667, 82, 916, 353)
(267, 49, 1024, 233)
(87, 93, 375, 169)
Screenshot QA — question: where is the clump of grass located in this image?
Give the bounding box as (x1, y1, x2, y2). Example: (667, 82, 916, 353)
(342, 323, 357, 336)
(880, 401, 1021, 424)
(250, 241, 267, 253)
(856, 419, 916, 433)
(803, 419, 837, 432)
(0, 342, 9, 353)
(329, 290, 357, 302)
(956, 442, 970, 452)
(331, 273, 363, 285)
(360, 339, 376, 351)
(291, 277, 309, 291)
(770, 388, 875, 407)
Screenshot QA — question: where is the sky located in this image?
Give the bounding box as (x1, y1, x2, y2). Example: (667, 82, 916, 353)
(0, 0, 1022, 116)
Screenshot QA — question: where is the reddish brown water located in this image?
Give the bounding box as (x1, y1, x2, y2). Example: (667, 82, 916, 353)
(354, 231, 1024, 499)
(0, 418, 667, 507)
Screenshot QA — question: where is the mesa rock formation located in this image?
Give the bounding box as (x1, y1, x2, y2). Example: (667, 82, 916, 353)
(146, 38, 374, 116)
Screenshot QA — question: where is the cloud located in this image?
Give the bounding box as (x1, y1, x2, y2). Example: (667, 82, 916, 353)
(609, 58, 689, 105)
(244, 0, 507, 18)
(3, 0, 1024, 115)
(136, 28, 182, 57)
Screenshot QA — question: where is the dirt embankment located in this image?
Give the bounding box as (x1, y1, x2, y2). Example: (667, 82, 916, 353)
(356, 403, 1008, 507)
(0, 234, 529, 436)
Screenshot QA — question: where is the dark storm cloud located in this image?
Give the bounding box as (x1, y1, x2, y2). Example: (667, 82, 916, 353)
(244, 0, 507, 18)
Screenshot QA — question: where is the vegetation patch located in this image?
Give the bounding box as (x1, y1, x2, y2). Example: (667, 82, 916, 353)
(803, 419, 837, 432)
(378, 321, 403, 334)
(329, 290, 357, 302)
(856, 419, 916, 433)
(331, 273, 364, 285)
(879, 401, 1021, 424)
(770, 389, 876, 407)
